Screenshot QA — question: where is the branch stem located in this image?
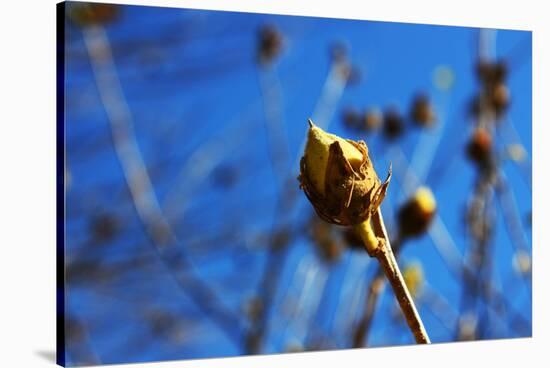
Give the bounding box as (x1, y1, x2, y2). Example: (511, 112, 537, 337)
(355, 208, 430, 344)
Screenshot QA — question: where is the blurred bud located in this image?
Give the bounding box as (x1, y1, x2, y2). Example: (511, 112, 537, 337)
(490, 83, 510, 116)
(403, 262, 425, 297)
(398, 187, 437, 238)
(458, 314, 478, 341)
(476, 60, 507, 87)
(329, 41, 349, 63)
(513, 250, 532, 275)
(432, 65, 455, 91)
(90, 213, 119, 243)
(466, 128, 492, 166)
(299, 119, 391, 226)
(341, 107, 362, 130)
(410, 94, 436, 127)
(382, 108, 405, 140)
(506, 143, 527, 162)
(363, 108, 382, 132)
(68, 3, 119, 27)
(342, 107, 381, 133)
(257, 25, 283, 65)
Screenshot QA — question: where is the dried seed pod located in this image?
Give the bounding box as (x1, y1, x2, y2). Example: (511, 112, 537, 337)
(363, 108, 382, 132)
(476, 60, 507, 87)
(257, 25, 283, 65)
(466, 127, 492, 165)
(397, 187, 437, 238)
(342, 107, 381, 133)
(403, 262, 424, 298)
(490, 82, 510, 116)
(298, 119, 391, 226)
(341, 107, 362, 130)
(68, 3, 119, 27)
(410, 94, 436, 127)
(382, 108, 405, 140)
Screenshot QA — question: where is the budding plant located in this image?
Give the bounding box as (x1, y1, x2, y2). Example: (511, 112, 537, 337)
(298, 119, 430, 344)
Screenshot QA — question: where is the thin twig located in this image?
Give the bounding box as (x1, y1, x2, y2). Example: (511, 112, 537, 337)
(352, 267, 384, 347)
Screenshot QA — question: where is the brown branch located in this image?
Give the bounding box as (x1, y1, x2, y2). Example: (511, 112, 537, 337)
(362, 209, 430, 344)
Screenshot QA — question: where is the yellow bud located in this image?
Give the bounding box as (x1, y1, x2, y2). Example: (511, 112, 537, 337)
(304, 120, 363, 195)
(414, 187, 436, 215)
(398, 186, 436, 238)
(512, 250, 531, 275)
(403, 262, 424, 297)
(298, 119, 391, 226)
(507, 144, 527, 162)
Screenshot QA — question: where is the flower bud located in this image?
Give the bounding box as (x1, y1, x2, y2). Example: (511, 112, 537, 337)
(476, 60, 507, 87)
(466, 127, 492, 166)
(410, 94, 436, 127)
(299, 119, 391, 226)
(403, 262, 424, 298)
(257, 25, 283, 65)
(382, 108, 405, 140)
(398, 186, 437, 238)
(490, 83, 510, 116)
(512, 250, 531, 275)
(342, 107, 381, 133)
(341, 107, 362, 130)
(364, 108, 382, 132)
